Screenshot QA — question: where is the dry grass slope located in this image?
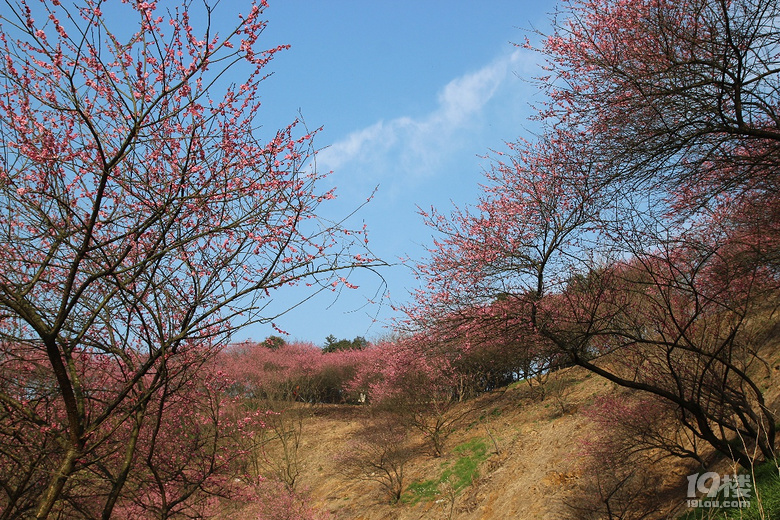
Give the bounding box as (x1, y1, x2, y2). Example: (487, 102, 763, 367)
(250, 331, 780, 520)
(286, 370, 665, 519)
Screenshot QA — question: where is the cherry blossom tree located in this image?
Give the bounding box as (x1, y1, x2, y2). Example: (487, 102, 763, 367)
(405, 127, 602, 396)
(410, 0, 779, 470)
(219, 340, 370, 404)
(533, 0, 780, 209)
(108, 357, 262, 519)
(551, 223, 778, 468)
(350, 338, 466, 457)
(412, 127, 601, 323)
(0, 1, 377, 517)
(529, 0, 780, 468)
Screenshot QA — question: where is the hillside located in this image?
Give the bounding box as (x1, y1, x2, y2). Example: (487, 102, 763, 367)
(249, 350, 780, 520)
(298, 367, 611, 519)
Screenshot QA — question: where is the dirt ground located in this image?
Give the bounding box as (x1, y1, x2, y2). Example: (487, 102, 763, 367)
(289, 368, 681, 519)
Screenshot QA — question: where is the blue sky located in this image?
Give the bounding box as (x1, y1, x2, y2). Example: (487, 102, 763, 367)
(228, 1, 557, 345)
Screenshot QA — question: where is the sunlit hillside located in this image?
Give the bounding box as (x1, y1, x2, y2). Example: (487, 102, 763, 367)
(217, 328, 780, 520)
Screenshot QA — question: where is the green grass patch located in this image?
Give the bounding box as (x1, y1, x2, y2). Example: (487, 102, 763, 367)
(402, 437, 490, 505)
(447, 438, 488, 489)
(402, 478, 440, 505)
(679, 460, 780, 520)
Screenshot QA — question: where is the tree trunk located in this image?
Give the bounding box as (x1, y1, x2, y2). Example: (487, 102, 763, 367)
(36, 447, 79, 520)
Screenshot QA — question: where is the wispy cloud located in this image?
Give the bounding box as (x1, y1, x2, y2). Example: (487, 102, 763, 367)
(316, 49, 536, 192)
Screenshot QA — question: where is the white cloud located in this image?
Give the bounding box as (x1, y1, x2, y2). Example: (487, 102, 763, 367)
(316, 48, 535, 190)
(436, 54, 508, 125)
(318, 117, 410, 173)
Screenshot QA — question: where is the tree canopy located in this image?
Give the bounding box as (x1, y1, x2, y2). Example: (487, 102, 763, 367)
(408, 0, 780, 469)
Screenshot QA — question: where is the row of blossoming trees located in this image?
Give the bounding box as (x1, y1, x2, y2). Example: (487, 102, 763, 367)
(407, 0, 780, 471)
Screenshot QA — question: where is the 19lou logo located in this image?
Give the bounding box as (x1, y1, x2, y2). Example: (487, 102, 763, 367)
(686, 472, 751, 509)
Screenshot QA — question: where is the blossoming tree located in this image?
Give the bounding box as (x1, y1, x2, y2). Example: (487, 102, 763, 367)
(411, 0, 779, 469)
(0, 1, 378, 517)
